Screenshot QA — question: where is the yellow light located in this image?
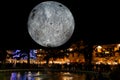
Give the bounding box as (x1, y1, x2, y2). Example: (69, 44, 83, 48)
(96, 46, 102, 52)
(69, 48, 73, 51)
(118, 44, 120, 47)
(97, 46, 102, 49)
(105, 51, 109, 54)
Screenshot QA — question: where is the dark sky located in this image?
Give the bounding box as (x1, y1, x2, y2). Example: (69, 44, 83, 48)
(0, 0, 119, 49)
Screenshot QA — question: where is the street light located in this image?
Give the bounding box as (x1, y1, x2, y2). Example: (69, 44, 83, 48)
(117, 44, 120, 50)
(96, 45, 102, 52)
(97, 45, 102, 49)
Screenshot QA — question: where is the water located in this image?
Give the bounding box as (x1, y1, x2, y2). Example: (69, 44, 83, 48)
(0, 71, 109, 80)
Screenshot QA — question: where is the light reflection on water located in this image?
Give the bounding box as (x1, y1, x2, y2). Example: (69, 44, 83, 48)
(0, 71, 108, 80)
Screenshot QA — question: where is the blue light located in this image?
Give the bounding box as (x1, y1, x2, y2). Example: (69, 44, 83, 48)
(12, 49, 37, 60)
(30, 49, 36, 59)
(14, 50, 21, 54)
(10, 72, 17, 80)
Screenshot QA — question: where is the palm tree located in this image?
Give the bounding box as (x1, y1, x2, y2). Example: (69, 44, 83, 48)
(84, 43, 93, 63)
(0, 49, 8, 68)
(13, 49, 30, 68)
(20, 49, 30, 67)
(43, 49, 57, 65)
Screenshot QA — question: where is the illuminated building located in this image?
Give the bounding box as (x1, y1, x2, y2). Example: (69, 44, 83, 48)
(92, 43, 120, 65)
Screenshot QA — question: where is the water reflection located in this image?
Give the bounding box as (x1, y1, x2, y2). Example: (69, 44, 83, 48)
(10, 71, 35, 80)
(0, 71, 109, 80)
(62, 76, 73, 80)
(60, 72, 73, 80)
(10, 72, 17, 80)
(59, 72, 87, 80)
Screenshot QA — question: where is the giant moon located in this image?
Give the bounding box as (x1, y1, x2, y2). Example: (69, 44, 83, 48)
(27, 1, 75, 47)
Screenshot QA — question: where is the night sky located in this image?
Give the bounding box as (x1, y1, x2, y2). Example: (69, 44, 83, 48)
(0, 0, 119, 49)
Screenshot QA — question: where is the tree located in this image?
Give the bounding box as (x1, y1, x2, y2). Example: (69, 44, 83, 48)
(20, 49, 30, 68)
(14, 49, 30, 68)
(0, 50, 8, 68)
(84, 44, 93, 63)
